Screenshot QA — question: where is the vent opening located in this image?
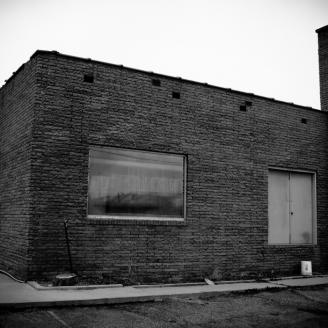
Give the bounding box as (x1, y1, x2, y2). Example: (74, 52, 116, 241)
(152, 79, 161, 87)
(172, 91, 180, 99)
(84, 74, 94, 83)
(301, 118, 307, 124)
(240, 105, 247, 111)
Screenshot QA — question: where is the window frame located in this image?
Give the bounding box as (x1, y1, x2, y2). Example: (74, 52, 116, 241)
(87, 146, 187, 222)
(268, 167, 317, 246)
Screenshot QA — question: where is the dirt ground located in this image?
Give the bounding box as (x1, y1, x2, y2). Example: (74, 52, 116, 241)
(1, 286, 328, 328)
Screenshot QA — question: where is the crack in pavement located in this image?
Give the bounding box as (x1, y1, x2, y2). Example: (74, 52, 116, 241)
(47, 310, 72, 328)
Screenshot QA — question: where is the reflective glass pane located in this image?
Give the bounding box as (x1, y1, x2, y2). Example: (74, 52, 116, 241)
(88, 148, 184, 218)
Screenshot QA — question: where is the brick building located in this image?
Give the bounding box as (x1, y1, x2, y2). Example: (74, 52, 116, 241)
(1, 25, 328, 282)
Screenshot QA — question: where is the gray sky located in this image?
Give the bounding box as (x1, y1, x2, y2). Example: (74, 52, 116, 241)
(1, 0, 327, 109)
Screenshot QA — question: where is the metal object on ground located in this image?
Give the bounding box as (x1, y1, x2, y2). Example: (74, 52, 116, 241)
(54, 273, 78, 286)
(64, 218, 74, 273)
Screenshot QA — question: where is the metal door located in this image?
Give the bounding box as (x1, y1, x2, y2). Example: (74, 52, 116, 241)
(268, 170, 314, 244)
(268, 170, 290, 244)
(290, 172, 313, 244)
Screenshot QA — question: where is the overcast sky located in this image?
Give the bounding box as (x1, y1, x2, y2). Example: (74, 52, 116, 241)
(0, 0, 327, 109)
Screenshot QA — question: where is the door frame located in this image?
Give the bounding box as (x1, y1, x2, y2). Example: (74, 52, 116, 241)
(268, 167, 317, 245)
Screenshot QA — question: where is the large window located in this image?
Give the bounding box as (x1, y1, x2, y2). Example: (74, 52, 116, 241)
(88, 147, 186, 220)
(268, 169, 316, 245)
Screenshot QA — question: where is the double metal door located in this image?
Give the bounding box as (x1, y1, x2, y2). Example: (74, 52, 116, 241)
(268, 170, 314, 244)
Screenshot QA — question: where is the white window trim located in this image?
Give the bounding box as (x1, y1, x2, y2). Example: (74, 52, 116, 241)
(87, 146, 187, 222)
(88, 215, 185, 222)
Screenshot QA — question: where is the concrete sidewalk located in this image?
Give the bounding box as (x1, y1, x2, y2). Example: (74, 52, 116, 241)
(1, 273, 328, 309)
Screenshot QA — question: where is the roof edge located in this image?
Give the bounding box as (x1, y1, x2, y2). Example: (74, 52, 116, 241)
(316, 25, 328, 33)
(3, 49, 323, 114)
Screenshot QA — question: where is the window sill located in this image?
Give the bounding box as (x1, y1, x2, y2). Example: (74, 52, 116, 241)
(86, 215, 186, 226)
(267, 243, 317, 247)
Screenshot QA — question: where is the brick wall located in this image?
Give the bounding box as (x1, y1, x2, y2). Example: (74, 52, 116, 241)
(1, 51, 328, 282)
(317, 25, 328, 112)
(0, 59, 36, 279)
(23, 51, 328, 282)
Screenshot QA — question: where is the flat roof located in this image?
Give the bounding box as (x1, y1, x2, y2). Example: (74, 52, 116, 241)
(1, 49, 323, 114)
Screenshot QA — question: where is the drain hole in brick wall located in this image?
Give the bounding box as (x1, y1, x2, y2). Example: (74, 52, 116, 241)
(84, 74, 94, 83)
(152, 79, 161, 87)
(240, 105, 247, 111)
(301, 118, 307, 124)
(172, 91, 180, 99)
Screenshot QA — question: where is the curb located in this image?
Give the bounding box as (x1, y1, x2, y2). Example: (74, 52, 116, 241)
(27, 274, 328, 291)
(27, 281, 123, 291)
(1, 275, 328, 310)
(0, 284, 286, 309)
